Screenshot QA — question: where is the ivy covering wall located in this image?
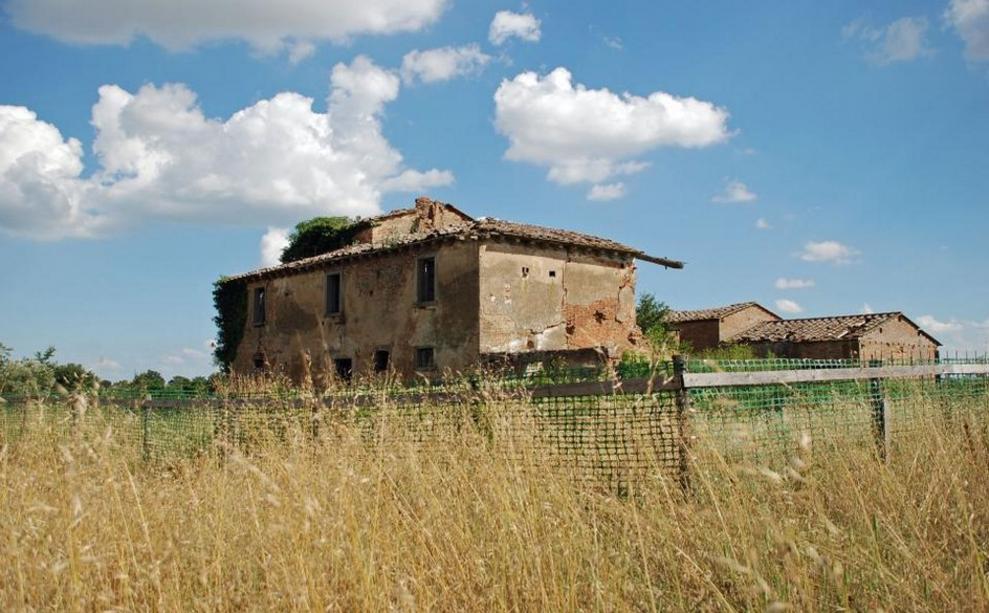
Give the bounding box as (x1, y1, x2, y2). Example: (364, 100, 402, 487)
(212, 276, 247, 372)
(211, 216, 372, 371)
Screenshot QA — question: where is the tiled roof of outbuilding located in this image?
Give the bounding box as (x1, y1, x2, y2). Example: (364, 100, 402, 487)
(728, 312, 941, 345)
(667, 302, 770, 323)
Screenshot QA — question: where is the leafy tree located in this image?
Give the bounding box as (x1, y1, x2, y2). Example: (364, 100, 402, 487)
(279, 216, 367, 264)
(636, 293, 671, 336)
(34, 346, 56, 365)
(53, 363, 98, 391)
(132, 370, 165, 391)
(0, 344, 56, 397)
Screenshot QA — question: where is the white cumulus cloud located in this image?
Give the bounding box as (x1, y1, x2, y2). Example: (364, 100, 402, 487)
(0, 56, 453, 240)
(775, 299, 804, 314)
(755, 218, 772, 230)
(489, 10, 541, 45)
(7, 0, 449, 55)
(843, 16, 933, 65)
(493, 67, 730, 192)
(712, 179, 756, 203)
(799, 240, 859, 264)
(862, 303, 875, 314)
(401, 44, 491, 85)
(0, 107, 100, 240)
(586, 182, 625, 201)
(775, 277, 815, 290)
(260, 227, 291, 267)
(916, 315, 964, 333)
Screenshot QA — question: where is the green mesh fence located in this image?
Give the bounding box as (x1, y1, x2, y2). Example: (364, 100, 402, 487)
(2, 360, 988, 487)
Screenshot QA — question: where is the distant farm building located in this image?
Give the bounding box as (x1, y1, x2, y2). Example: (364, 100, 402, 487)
(667, 302, 781, 350)
(669, 303, 941, 361)
(224, 197, 683, 380)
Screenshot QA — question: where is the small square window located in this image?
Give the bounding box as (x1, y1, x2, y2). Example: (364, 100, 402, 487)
(415, 347, 435, 370)
(373, 350, 390, 373)
(521, 266, 530, 278)
(417, 256, 436, 303)
(326, 272, 342, 315)
(253, 287, 266, 326)
(334, 358, 353, 382)
(548, 270, 557, 278)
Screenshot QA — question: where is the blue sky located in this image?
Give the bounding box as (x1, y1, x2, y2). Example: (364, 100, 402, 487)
(1, 0, 988, 379)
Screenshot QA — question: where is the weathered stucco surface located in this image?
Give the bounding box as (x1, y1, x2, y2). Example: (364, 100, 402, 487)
(720, 306, 780, 342)
(858, 316, 939, 361)
(353, 200, 472, 245)
(232, 237, 643, 381)
(477, 241, 638, 360)
(233, 240, 479, 380)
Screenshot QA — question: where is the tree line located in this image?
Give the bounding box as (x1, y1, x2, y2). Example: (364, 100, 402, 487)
(0, 342, 214, 398)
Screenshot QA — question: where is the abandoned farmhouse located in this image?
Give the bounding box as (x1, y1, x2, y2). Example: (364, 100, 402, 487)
(668, 302, 941, 362)
(225, 198, 683, 380)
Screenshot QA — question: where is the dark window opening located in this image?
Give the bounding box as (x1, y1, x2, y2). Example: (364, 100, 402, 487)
(334, 358, 353, 381)
(521, 266, 530, 278)
(415, 347, 435, 370)
(417, 256, 436, 303)
(373, 350, 390, 373)
(253, 287, 266, 325)
(548, 270, 557, 278)
(253, 353, 266, 370)
(325, 272, 341, 315)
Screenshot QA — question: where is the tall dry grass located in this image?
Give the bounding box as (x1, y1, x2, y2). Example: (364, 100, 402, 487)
(2, 396, 989, 611)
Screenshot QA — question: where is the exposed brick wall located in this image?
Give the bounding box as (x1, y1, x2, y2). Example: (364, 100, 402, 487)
(720, 306, 780, 342)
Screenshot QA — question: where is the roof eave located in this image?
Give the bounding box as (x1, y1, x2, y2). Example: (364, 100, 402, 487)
(636, 253, 685, 269)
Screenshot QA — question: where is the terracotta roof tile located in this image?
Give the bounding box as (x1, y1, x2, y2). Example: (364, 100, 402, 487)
(729, 312, 940, 344)
(668, 302, 766, 323)
(226, 211, 683, 282)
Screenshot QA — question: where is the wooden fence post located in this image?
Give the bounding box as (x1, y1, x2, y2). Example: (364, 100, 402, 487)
(673, 355, 692, 491)
(868, 360, 888, 462)
(141, 398, 151, 462)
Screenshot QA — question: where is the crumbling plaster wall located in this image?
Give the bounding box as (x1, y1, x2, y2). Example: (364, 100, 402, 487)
(356, 200, 472, 245)
(477, 241, 638, 359)
(232, 240, 480, 380)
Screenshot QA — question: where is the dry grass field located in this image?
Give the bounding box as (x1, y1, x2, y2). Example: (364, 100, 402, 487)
(2, 392, 989, 611)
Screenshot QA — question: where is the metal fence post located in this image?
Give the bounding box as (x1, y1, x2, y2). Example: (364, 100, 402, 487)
(868, 360, 888, 462)
(673, 355, 692, 491)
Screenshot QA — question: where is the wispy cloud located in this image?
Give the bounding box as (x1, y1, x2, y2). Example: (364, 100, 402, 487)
(712, 179, 757, 203)
(916, 314, 963, 333)
(843, 16, 933, 65)
(586, 182, 625, 201)
(401, 44, 491, 85)
(945, 0, 989, 62)
(798, 240, 859, 264)
(775, 299, 804, 314)
(755, 218, 772, 230)
(775, 277, 815, 290)
(489, 10, 541, 45)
